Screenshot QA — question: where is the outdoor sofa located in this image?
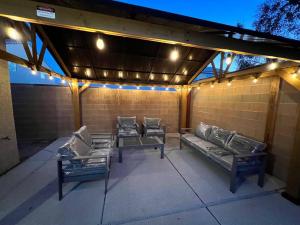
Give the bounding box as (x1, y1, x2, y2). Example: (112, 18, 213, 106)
(180, 122, 267, 193)
(57, 133, 113, 200)
(142, 117, 166, 143)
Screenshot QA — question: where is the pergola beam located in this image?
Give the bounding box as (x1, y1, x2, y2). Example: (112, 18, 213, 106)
(34, 24, 71, 77)
(188, 51, 219, 84)
(0, 0, 299, 62)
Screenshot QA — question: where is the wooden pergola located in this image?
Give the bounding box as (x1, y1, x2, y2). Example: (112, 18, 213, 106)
(0, 0, 300, 204)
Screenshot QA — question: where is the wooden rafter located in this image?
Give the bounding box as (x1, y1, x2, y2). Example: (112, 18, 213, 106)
(188, 51, 219, 84)
(211, 60, 219, 80)
(37, 42, 47, 68)
(79, 81, 91, 94)
(0, 0, 299, 62)
(30, 24, 37, 64)
(35, 24, 72, 77)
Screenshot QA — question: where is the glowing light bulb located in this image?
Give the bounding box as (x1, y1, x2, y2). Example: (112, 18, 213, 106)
(225, 54, 232, 65)
(151, 86, 155, 90)
(96, 38, 105, 50)
(227, 81, 232, 86)
(189, 55, 193, 60)
(136, 73, 140, 79)
(31, 69, 37, 75)
(119, 85, 122, 89)
(150, 74, 154, 80)
(85, 69, 91, 77)
(119, 71, 123, 78)
(170, 48, 179, 61)
(6, 27, 21, 40)
(137, 86, 140, 89)
(103, 84, 106, 88)
(166, 87, 169, 91)
(103, 71, 108, 77)
(163, 74, 168, 81)
(49, 75, 54, 80)
(61, 79, 66, 84)
(253, 78, 258, 83)
(268, 62, 278, 70)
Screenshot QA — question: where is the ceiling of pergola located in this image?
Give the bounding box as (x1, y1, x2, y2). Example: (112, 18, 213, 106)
(41, 25, 215, 85)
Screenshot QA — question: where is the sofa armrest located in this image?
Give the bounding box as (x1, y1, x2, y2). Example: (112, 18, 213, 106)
(180, 128, 193, 134)
(234, 152, 267, 159)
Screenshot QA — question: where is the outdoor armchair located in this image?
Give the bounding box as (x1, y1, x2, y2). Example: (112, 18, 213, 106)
(57, 135, 111, 200)
(74, 125, 114, 149)
(142, 117, 166, 143)
(116, 116, 140, 146)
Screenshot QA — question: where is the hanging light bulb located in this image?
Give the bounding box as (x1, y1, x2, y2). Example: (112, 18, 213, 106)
(31, 68, 37, 75)
(268, 62, 278, 70)
(103, 84, 107, 88)
(85, 69, 91, 77)
(227, 80, 232, 86)
(49, 75, 54, 80)
(170, 48, 179, 61)
(118, 71, 123, 78)
(119, 85, 122, 89)
(136, 86, 140, 89)
(166, 87, 169, 91)
(163, 74, 168, 81)
(6, 27, 21, 41)
(253, 78, 258, 83)
(225, 53, 232, 65)
(151, 86, 155, 90)
(61, 78, 66, 84)
(136, 73, 140, 79)
(103, 71, 108, 77)
(149, 74, 154, 80)
(96, 38, 105, 50)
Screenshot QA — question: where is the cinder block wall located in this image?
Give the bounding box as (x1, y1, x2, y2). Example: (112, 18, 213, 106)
(81, 88, 180, 133)
(190, 77, 273, 141)
(271, 81, 300, 181)
(11, 84, 74, 141)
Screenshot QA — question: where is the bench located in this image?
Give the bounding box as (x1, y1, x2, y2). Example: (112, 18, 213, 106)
(180, 122, 267, 193)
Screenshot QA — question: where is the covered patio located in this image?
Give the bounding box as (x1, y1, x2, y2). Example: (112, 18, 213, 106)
(0, 1, 300, 225)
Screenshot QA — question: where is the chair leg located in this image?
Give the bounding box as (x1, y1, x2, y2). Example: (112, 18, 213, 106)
(230, 160, 238, 193)
(105, 170, 109, 194)
(258, 156, 267, 187)
(57, 160, 63, 201)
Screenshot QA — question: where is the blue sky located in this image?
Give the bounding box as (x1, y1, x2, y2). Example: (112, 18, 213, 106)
(117, 0, 264, 29)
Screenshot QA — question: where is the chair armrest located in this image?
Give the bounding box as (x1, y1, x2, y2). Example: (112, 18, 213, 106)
(234, 152, 267, 159)
(180, 128, 193, 134)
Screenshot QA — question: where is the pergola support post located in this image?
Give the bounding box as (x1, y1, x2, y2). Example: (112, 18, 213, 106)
(70, 79, 81, 130)
(179, 85, 191, 131)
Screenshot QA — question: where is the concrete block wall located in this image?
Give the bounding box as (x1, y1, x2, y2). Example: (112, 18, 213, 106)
(81, 88, 180, 133)
(190, 77, 273, 141)
(0, 37, 19, 174)
(11, 84, 74, 141)
(271, 81, 300, 181)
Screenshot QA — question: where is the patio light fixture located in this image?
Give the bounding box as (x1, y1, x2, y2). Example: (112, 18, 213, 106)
(225, 53, 232, 65)
(85, 69, 91, 77)
(96, 38, 105, 50)
(163, 74, 168, 81)
(268, 62, 278, 70)
(170, 48, 179, 61)
(31, 68, 37, 75)
(6, 27, 21, 41)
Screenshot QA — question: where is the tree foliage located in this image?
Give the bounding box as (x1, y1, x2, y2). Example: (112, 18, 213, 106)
(236, 0, 300, 70)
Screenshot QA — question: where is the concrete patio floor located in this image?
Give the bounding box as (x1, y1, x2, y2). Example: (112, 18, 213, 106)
(0, 135, 299, 225)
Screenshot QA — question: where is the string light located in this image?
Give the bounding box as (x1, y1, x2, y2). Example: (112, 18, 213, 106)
(253, 78, 258, 83)
(166, 87, 169, 91)
(61, 79, 66, 84)
(197, 86, 200, 90)
(85, 69, 91, 77)
(6, 27, 21, 41)
(136, 86, 140, 89)
(118, 71, 123, 78)
(49, 75, 54, 80)
(183, 69, 188, 75)
(136, 73, 140, 79)
(268, 62, 278, 70)
(170, 48, 179, 61)
(225, 53, 232, 65)
(151, 86, 155, 90)
(96, 38, 105, 50)
(163, 74, 168, 81)
(103, 71, 108, 77)
(119, 85, 122, 89)
(31, 69, 37, 75)
(292, 73, 298, 79)
(227, 80, 232, 86)
(150, 74, 154, 80)
(189, 55, 193, 60)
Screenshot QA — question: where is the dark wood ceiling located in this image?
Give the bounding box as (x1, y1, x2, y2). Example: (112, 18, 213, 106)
(41, 25, 215, 85)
